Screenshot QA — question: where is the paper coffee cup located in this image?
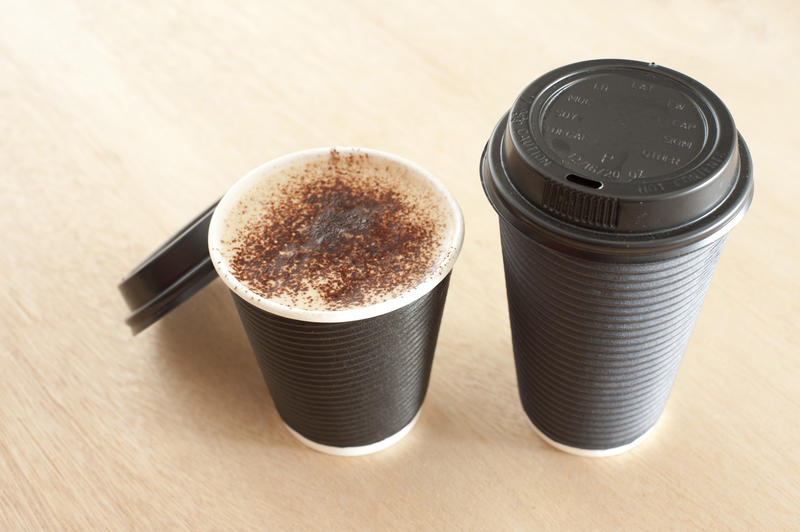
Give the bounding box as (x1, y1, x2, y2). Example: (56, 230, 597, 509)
(480, 60, 753, 455)
(209, 147, 464, 455)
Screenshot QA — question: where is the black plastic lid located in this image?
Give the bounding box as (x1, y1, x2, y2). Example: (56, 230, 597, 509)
(119, 200, 220, 334)
(481, 59, 754, 261)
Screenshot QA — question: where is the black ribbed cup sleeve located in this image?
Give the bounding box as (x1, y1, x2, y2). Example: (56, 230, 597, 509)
(231, 275, 451, 448)
(500, 220, 725, 450)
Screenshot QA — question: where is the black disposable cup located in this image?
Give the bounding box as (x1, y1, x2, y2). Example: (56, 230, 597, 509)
(480, 60, 753, 456)
(208, 147, 464, 455)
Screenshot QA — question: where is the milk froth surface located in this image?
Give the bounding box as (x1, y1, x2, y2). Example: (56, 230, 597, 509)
(219, 150, 455, 311)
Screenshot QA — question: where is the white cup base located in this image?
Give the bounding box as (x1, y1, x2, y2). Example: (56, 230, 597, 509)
(284, 410, 421, 456)
(528, 418, 655, 457)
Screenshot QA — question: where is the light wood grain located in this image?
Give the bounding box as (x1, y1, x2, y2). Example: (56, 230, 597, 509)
(1, 0, 798, 529)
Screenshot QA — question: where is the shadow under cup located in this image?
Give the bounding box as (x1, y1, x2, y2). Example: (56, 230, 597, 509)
(208, 147, 464, 456)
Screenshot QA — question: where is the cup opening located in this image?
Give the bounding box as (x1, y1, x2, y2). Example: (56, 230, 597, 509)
(208, 147, 464, 323)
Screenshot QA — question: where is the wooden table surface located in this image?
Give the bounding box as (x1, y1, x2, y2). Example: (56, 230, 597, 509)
(2, 0, 798, 529)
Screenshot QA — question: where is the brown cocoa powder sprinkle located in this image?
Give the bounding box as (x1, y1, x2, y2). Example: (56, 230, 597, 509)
(227, 151, 445, 310)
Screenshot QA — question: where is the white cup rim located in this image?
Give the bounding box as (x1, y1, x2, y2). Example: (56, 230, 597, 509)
(208, 146, 465, 323)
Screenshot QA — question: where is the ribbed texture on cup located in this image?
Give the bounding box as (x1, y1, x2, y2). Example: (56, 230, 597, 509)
(231, 275, 450, 448)
(500, 220, 725, 450)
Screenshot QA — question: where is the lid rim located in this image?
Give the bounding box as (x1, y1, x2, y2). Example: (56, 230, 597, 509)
(119, 200, 220, 335)
(481, 112, 753, 263)
(124, 259, 218, 334)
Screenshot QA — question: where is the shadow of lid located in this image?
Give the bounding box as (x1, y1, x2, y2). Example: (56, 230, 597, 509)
(151, 279, 290, 447)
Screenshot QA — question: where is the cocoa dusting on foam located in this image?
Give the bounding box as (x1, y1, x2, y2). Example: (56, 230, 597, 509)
(224, 150, 449, 311)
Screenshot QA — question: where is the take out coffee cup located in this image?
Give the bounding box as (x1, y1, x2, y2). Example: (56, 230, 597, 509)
(120, 147, 464, 456)
(480, 59, 753, 456)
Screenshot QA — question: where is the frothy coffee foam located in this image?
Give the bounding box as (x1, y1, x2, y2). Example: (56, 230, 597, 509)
(218, 149, 457, 312)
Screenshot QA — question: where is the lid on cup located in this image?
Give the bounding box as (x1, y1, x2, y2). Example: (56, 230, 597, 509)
(119, 200, 220, 334)
(480, 59, 753, 261)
